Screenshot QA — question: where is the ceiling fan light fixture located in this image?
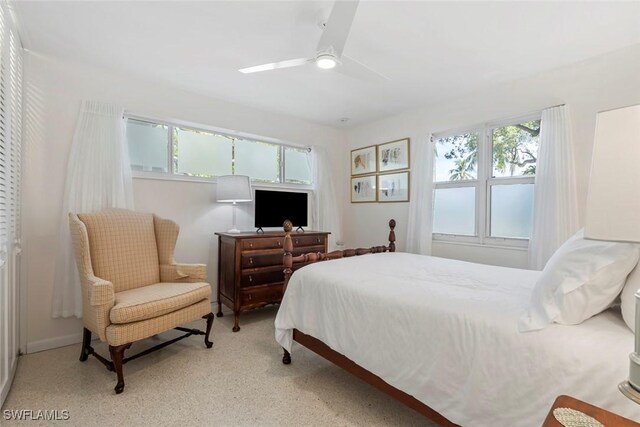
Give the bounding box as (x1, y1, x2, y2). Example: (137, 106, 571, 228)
(316, 53, 338, 70)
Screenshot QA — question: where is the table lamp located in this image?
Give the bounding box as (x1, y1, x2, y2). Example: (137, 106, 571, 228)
(584, 104, 640, 403)
(216, 175, 252, 233)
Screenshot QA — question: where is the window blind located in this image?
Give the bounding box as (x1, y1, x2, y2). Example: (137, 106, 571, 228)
(0, 0, 23, 408)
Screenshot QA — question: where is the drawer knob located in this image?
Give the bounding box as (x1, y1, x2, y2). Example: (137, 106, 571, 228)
(278, 241, 281, 246)
(249, 275, 253, 282)
(249, 257, 253, 265)
(249, 242, 253, 248)
(295, 238, 299, 244)
(317, 238, 320, 243)
(248, 294, 252, 301)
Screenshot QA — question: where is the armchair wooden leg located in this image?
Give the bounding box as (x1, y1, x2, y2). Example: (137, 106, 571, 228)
(79, 328, 92, 362)
(203, 313, 214, 348)
(109, 343, 132, 394)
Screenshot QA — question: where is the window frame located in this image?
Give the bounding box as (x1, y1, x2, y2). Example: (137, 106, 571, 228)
(432, 112, 541, 248)
(125, 113, 313, 188)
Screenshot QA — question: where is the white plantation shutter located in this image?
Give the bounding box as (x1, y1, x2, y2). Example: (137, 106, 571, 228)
(0, 0, 22, 408)
(0, 4, 6, 264)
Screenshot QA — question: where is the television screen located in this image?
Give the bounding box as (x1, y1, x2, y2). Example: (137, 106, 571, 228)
(254, 190, 308, 229)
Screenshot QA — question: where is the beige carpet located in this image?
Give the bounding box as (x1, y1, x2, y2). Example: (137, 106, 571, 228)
(2, 306, 436, 426)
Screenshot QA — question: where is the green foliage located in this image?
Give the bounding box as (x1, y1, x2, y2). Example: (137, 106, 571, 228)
(440, 133, 478, 181)
(492, 120, 540, 177)
(436, 120, 540, 181)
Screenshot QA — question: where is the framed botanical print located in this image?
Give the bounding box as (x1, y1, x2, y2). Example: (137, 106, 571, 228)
(351, 145, 377, 175)
(377, 171, 410, 203)
(351, 174, 377, 203)
(377, 138, 410, 172)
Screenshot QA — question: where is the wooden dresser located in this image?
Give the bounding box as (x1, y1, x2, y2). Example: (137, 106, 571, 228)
(215, 231, 329, 332)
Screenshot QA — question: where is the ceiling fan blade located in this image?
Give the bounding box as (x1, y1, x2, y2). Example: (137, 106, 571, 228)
(316, 0, 359, 58)
(239, 58, 311, 74)
(337, 55, 390, 82)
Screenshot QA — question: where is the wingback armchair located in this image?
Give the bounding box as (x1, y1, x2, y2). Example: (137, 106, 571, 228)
(69, 209, 214, 394)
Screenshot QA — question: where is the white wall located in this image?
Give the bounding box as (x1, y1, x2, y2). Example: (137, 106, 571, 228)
(22, 51, 345, 352)
(344, 44, 640, 268)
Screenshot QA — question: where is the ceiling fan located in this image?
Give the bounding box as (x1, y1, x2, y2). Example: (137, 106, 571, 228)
(239, 1, 387, 81)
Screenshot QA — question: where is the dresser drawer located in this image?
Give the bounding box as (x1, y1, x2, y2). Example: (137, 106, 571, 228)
(241, 245, 326, 268)
(290, 234, 326, 247)
(240, 269, 284, 287)
(240, 284, 283, 308)
(241, 237, 283, 251)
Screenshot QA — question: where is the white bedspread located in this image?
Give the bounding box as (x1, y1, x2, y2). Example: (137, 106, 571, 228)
(274, 252, 640, 426)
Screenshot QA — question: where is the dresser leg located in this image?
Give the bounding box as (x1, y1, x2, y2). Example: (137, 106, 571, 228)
(282, 349, 291, 365)
(216, 301, 223, 317)
(232, 312, 240, 332)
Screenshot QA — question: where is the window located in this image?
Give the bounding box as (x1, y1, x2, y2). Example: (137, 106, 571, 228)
(234, 139, 280, 182)
(284, 146, 312, 184)
(127, 120, 169, 173)
(126, 117, 312, 185)
(433, 115, 541, 245)
(174, 127, 232, 177)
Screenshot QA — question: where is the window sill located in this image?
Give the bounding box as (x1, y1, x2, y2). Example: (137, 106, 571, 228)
(132, 172, 313, 191)
(133, 171, 215, 184)
(432, 238, 529, 252)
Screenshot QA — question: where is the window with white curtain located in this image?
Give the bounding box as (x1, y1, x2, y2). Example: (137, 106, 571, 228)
(0, 0, 24, 407)
(433, 114, 541, 246)
(126, 117, 312, 185)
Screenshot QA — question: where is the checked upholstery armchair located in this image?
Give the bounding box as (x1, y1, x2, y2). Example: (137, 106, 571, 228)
(69, 209, 214, 394)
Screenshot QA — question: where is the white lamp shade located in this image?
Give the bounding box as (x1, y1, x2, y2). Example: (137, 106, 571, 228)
(585, 105, 640, 243)
(216, 175, 252, 203)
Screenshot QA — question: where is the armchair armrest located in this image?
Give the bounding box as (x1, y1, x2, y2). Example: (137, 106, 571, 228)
(160, 263, 207, 283)
(82, 276, 115, 342)
(87, 276, 115, 307)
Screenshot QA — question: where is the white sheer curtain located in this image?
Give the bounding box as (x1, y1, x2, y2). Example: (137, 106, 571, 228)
(51, 100, 134, 318)
(528, 105, 578, 270)
(406, 135, 435, 254)
(307, 146, 343, 250)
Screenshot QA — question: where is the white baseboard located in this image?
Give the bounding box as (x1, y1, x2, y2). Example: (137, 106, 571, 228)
(26, 332, 84, 354)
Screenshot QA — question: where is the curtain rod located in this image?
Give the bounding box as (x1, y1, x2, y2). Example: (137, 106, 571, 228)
(431, 103, 566, 140)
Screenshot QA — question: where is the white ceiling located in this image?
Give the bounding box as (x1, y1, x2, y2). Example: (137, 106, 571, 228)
(13, 1, 640, 127)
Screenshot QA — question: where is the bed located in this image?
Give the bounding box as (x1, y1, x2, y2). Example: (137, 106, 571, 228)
(274, 220, 640, 426)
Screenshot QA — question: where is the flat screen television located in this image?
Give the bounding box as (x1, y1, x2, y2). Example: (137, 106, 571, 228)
(254, 190, 308, 231)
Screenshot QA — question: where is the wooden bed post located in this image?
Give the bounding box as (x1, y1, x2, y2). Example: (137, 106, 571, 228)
(282, 219, 293, 365)
(283, 219, 293, 294)
(388, 219, 396, 253)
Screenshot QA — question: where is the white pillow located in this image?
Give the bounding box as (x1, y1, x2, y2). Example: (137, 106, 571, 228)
(519, 229, 640, 332)
(621, 265, 640, 332)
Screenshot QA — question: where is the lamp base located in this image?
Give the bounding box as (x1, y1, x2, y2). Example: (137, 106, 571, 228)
(227, 228, 241, 233)
(619, 381, 640, 404)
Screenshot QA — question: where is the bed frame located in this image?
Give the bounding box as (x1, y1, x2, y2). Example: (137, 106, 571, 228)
(281, 219, 458, 426)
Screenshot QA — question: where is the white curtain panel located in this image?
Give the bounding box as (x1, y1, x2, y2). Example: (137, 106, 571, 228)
(51, 100, 134, 318)
(406, 135, 435, 254)
(307, 146, 343, 250)
(528, 105, 579, 270)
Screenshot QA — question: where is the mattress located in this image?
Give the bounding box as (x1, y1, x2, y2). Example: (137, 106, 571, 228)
(274, 252, 640, 426)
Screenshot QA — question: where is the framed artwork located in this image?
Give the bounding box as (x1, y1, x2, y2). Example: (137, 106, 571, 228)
(351, 174, 377, 203)
(377, 171, 410, 203)
(377, 138, 410, 172)
(351, 145, 377, 176)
